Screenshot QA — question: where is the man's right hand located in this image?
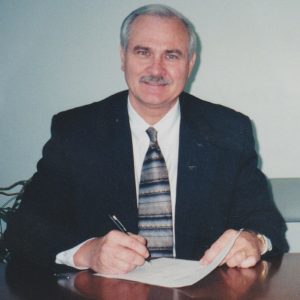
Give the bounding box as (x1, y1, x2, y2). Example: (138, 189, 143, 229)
(73, 230, 149, 274)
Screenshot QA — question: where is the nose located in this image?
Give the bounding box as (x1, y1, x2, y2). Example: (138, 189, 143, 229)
(148, 55, 165, 76)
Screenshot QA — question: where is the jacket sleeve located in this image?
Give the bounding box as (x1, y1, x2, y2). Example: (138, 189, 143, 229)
(227, 117, 289, 257)
(5, 114, 81, 271)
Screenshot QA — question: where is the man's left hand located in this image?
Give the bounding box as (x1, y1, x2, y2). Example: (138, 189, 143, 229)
(199, 229, 265, 268)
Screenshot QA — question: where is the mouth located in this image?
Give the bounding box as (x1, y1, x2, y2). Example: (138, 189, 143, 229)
(142, 81, 169, 86)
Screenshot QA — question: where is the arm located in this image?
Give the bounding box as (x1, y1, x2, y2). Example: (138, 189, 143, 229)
(5, 114, 82, 270)
(6, 112, 148, 273)
(200, 117, 288, 268)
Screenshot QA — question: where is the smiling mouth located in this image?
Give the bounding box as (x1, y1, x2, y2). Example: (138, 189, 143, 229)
(143, 81, 169, 86)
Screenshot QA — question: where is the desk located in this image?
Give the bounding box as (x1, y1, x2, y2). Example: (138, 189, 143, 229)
(1, 254, 300, 299)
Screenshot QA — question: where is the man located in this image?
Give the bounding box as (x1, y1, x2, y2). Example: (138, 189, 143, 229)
(5, 4, 288, 275)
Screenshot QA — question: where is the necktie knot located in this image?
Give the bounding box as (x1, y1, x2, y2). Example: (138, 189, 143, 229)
(146, 127, 158, 144)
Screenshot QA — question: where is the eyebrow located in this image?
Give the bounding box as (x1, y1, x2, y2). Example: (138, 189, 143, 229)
(133, 45, 150, 52)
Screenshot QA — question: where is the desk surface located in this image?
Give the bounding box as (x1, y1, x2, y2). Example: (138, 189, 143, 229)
(1, 254, 300, 300)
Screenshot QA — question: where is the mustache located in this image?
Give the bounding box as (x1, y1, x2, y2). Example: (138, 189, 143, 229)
(139, 75, 172, 85)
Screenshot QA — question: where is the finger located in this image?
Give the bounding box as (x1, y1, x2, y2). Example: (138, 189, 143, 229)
(220, 246, 242, 266)
(92, 243, 143, 274)
(129, 234, 151, 259)
(225, 250, 247, 268)
(225, 234, 262, 266)
(118, 235, 149, 258)
(129, 233, 147, 245)
(107, 230, 149, 258)
(113, 244, 147, 266)
(239, 256, 258, 268)
(200, 229, 238, 265)
(219, 246, 239, 266)
(104, 231, 149, 261)
(220, 230, 263, 266)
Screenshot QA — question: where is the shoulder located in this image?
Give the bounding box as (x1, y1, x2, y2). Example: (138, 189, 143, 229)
(180, 92, 254, 149)
(180, 92, 249, 124)
(51, 90, 128, 134)
(54, 90, 128, 123)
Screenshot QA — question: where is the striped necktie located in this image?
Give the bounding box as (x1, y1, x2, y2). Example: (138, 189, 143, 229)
(138, 127, 173, 258)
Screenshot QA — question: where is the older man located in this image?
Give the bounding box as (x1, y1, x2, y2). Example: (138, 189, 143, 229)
(6, 4, 288, 275)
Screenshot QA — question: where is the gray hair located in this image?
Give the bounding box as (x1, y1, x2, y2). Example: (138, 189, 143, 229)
(120, 4, 197, 59)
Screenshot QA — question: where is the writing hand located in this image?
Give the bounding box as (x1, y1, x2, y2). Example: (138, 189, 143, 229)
(73, 230, 149, 274)
(199, 229, 265, 268)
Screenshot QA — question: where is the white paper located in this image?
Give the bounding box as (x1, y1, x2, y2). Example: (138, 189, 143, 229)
(95, 230, 242, 288)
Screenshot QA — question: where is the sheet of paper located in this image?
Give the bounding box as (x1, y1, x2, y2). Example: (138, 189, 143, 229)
(95, 230, 242, 288)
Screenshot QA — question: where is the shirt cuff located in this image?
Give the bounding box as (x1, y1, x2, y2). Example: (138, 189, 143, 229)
(259, 234, 273, 255)
(55, 238, 95, 270)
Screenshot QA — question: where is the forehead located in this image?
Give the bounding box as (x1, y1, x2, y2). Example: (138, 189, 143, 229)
(128, 15, 190, 51)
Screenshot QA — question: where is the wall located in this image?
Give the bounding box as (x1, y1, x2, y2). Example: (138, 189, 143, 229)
(1, 2, 299, 181)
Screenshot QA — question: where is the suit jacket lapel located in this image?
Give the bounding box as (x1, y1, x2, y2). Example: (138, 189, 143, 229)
(94, 92, 139, 233)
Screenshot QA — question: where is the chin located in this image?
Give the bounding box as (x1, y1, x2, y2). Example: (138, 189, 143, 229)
(143, 98, 177, 110)
(139, 94, 169, 105)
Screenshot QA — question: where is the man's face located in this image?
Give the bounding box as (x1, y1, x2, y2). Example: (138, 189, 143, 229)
(121, 15, 196, 119)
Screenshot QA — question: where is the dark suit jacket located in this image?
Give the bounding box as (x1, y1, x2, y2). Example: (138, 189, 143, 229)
(5, 91, 288, 271)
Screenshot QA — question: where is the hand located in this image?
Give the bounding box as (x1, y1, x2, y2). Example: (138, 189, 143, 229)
(199, 229, 265, 268)
(73, 230, 149, 274)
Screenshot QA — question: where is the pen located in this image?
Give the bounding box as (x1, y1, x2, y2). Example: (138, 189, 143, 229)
(108, 214, 151, 262)
(108, 214, 129, 235)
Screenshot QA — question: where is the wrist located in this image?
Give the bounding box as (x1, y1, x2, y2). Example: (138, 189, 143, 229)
(245, 230, 272, 255)
(256, 233, 268, 255)
(73, 238, 95, 269)
(258, 234, 272, 255)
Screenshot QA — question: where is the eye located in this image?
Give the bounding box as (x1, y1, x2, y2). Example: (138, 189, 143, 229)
(136, 49, 150, 56)
(166, 53, 179, 60)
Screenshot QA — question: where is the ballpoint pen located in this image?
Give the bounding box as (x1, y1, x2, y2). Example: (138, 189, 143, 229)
(108, 214, 129, 235)
(108, 214, 151, 262)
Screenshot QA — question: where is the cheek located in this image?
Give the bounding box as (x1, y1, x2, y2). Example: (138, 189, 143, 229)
(168, 64, 190, 78)
(171, 69, 190, 84)
(125, 64, 143, 80)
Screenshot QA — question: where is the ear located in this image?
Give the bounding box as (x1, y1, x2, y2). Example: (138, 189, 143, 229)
(188, 53, 196, 77)
(120, 47, 126, 71)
